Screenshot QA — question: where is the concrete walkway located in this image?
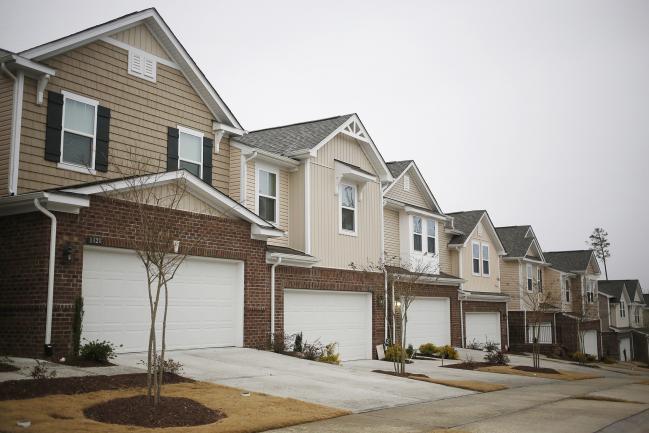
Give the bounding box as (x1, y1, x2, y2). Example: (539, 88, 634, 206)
(0, 357, 140, 382)
(117, 347, 474, 412)
(269, 376, 649, 433)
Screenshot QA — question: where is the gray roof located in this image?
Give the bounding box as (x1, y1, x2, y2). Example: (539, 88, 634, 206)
(543, 250, 594, 274)
(386, 160, 413, 178)
(598, 280, 626, 302)
(446, 210, 486, 245)
(608, 280, 642, 302)
(266, 245, 314, 258)
(235, 114, 354, 156)
(644, 293, 649, 306)
(495, 226, 535, 258)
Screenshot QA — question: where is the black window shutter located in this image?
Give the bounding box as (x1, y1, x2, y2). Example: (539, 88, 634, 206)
(44, 91, 64, 162)
(167, 127, 179, 171)
(95, 106, 111, 172)
(202, 137, 213, 184)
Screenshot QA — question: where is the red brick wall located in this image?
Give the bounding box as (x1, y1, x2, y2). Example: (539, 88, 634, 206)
(462, 301, 508, 349)
(0, 195, 271, 357)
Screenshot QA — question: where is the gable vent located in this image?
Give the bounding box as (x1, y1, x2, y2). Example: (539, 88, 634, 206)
(128, 49, 157, 82)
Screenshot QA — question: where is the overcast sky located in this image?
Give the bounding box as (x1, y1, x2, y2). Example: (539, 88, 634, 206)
(3, 1, 648, 289)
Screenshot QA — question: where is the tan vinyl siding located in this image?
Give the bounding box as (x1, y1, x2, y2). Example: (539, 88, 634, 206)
(543, 267, 566, 310)
(449, 249, 459, 276)
(311, 133, 382, 269)
(266, 165, 289, 247)
(461, 218, 501, 292)
(0, 75, 12, 196)
(288, 164, 305, 252)
(385, 166, 429, 208)
(500, 258, 522, 310)
(437, 224, 452, 274)
(109, 24, 171, 60)
(245, 159, 255, 208)
(17, 40, 230, 195)
(229, 146, 241, 202)
(383, 208, 400, 259)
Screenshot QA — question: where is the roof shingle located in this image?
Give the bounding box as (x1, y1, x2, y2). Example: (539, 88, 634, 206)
(543, 250, 595, 274)
(446, 210, 486, 245)
(495, 226, 534, 258)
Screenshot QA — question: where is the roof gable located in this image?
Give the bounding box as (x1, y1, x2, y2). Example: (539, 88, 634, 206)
(598, 280, 628, 303)
(109, 23, 171, 60)
(543, 250, 599, 274)
(447, 210, 505, 254)
(496, 225, 543, 259)
(384, 164, 433, 210)
(383, 160, 442, 213)
(18, 8, 241, 129)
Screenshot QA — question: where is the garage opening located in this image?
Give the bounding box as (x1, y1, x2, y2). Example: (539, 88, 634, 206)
(283, 289, 372, 361)
(582, 330, 598, 358)
(465, 312, 501, 348)
(406, 297, 451, 349)
(81, 247, 244, 353)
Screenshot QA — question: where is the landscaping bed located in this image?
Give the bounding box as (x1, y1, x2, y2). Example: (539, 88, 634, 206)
(513, 365, 560, 374)
(0, 362, 19, 373)
(84, 395, 224, 428)
(478, 365, 600, 381)
(0, 373, 191, 401)
(441, 362, 493, 370)
(372, 370, 507, 392)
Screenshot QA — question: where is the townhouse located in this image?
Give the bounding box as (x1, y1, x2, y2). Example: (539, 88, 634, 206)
(599, 280, 648, 362)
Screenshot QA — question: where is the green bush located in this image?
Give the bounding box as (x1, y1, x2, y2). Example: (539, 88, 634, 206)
(294, 332, 303, 353)
(384, 344, 405, 362)
(484, 349, 510, 365)
(406, 344, 415, 358)
(437, 345, 459, 360)
(318, 343, 341, 365)
(79, 339, 120, 363)
(570, 351, 596, 363)
(418, 343, 438, 356)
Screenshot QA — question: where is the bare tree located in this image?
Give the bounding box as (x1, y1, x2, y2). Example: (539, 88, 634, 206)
(523, 288, 558, 369)
(351, 254, 436, 375)
(589, 228, 610, 280)
(103, 153, 206, 406)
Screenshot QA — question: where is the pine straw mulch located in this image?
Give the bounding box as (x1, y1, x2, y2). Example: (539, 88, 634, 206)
(372, 370, 507, 392)
(0, 379, 348, 433)
(477, 365, 601, 381)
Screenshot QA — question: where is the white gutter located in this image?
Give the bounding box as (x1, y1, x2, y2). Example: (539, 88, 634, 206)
(459, 297, 465, 348)
(270, 257, 282, 341)
(34, 198, 56, 353)
(1, 64, 24, 196)
(384, 267, 388, 344)
(304, 158, 312, 255)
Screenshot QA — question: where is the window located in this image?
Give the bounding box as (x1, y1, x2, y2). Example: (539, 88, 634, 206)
(634, 307, 641, 324)
(258, 168, 277, 223)
(403, 174, 410, 191)
(538, 268, 543, 292)
(60, 91, 98, 169)
(339, 183, 356, 234)
(564, 278, 571, 302)
(585, 280, 594, 303)
(526, 264, 533, 291)
(426, 219, 436, 254)
(482, 244, 490, 276)
(620, 301, 626, 318)
(178, 126, 203, 177)
(412, 216, 423, 251)
(472, 241, 480, 275)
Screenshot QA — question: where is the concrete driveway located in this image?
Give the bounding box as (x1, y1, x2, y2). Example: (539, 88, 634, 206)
(116, 347, 473, 412)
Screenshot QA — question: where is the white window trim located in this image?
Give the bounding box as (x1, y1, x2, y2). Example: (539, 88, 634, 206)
(426, 218, 437, 255)
(620, 301, 626, 318)
(481, 243, 490, 277)
(634, 307, 640, 324)
(339, 182, 358, 236)
(177, 125, 204, 178)
(60, 90, 98, 171)
(471, 240, 481, 276)
(412, 215, 423, 253)
(526, 264, 533, 291)
(255, 163, 279, 225)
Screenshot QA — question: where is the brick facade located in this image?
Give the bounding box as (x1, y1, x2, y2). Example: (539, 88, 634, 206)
(461, 301, 508, 349)
(0, 195, 272, 357)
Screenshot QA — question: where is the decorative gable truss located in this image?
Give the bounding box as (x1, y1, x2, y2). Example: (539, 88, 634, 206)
(342, 118, 369, 142)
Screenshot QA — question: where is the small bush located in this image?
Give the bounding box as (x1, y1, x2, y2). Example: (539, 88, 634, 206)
(484, 349, 510, 365)
(406, 344, 415, 359)
(418, 343, 438, 356)
(484, 340, 499, 352)
(384, 344, 405, 362)
(302, 340, 324, 360)
(570, 351, 596, 363)
(71, 296, 84, 358)
(294, 332, 303, 353)
(79, 339, 120, 363)
(437, 345, 459, 360)
(139, 355, 184, 375)
(30, 360, 57, 379)
(466, 340, 482, 350)
(318, 343, 341, 365)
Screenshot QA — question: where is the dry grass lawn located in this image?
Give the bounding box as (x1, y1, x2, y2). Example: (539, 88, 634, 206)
(478, 365, 600, 381)
(410, 376, 507, 392)
(636, 379, 649, 385)
(0, 381, 349, 433)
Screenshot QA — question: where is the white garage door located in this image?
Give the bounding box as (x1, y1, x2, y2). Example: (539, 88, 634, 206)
(465, 312, 501, 348)
(284, 289, 372, 361)
(82, 247, 244, 353)
(583, 330, 598, 358)
(619, 337, 631, 361)
(406, 297, 451, 349)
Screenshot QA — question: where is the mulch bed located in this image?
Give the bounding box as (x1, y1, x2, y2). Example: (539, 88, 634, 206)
(441, 362, 493, 370)
(513, 365, 560, 374)
(372, 370, 427, 378)
(0, 373, 192, 401)
(83, 395, 225, 428)
(0, 362, 20, 372)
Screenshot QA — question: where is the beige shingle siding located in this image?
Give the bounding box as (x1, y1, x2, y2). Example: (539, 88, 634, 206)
(229, 146, 241, 202)
(110, 24, 172, 60)
(385, 166, 429, 208)
(543, 267, 565, 310)
(17, 39, 231, 194)
(437, 224, 452, 274)
(0, 75, 12, 196)
(288, 164, 305, 252)
(310, 133, 382, 269)
(383, 208, 400, 259)
(460, 219, 501, 292)
(500, 258, 522, 309)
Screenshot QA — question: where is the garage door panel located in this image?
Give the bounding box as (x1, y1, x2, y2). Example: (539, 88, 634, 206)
(583, 330, 598, 357)
(284, 289, 371, 361)
(466, 312, 501, 347)
(407, 297, 451, 349)
(82, 247, 243, 353)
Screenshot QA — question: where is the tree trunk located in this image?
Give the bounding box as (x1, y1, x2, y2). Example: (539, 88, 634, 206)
(603, 258, 608, 280)
(401, 309, 407, 375)
(157, 277, 170, 405)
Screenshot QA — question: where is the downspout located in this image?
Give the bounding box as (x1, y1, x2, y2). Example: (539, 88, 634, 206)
(34, 198, 56, 355)
(270, 257, 282, 341)
(384, 268, 388, 344)
(1, 64, 24, 196)
(304, 158, 311, 255)
(524, 310, 527, 343)
(459, 295, 465, 348)
(553, 312, 557, 344)
(506, 300, 510, 349)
